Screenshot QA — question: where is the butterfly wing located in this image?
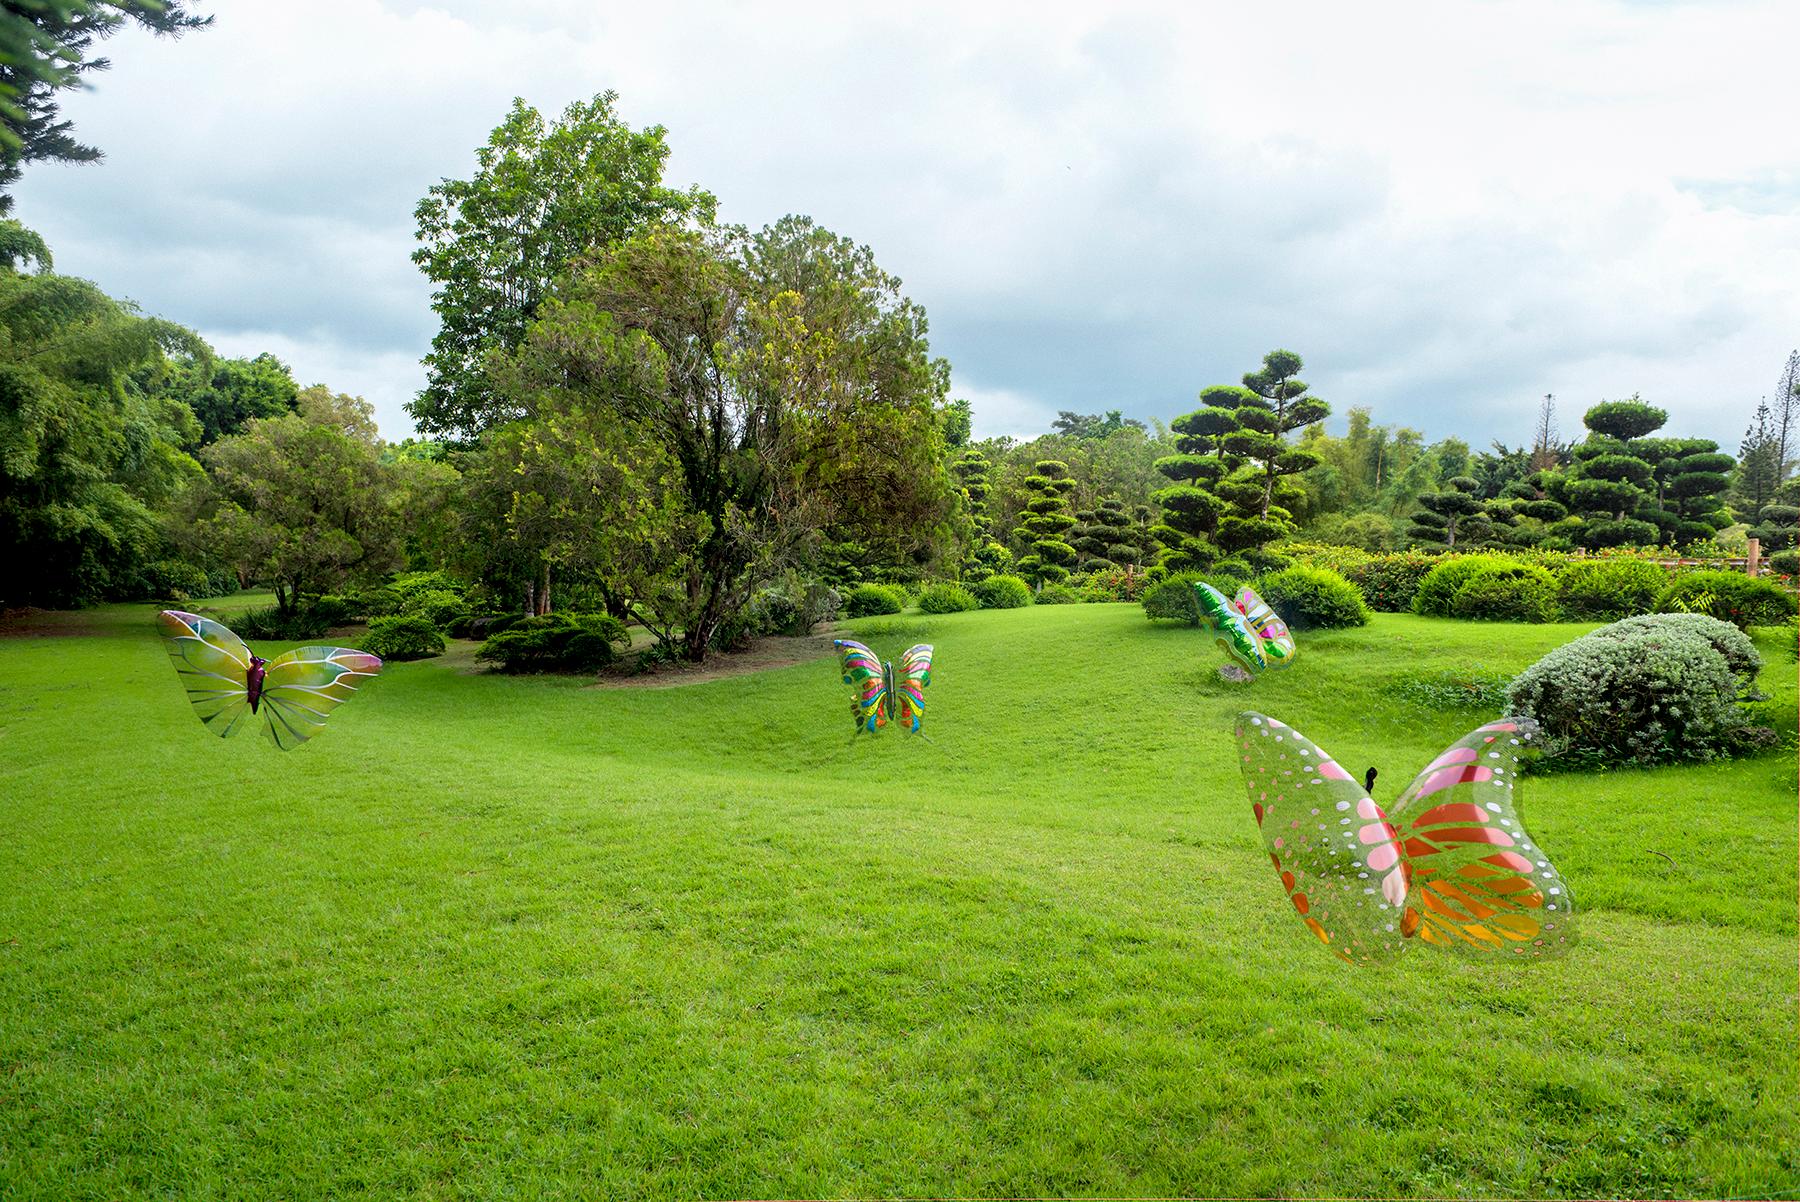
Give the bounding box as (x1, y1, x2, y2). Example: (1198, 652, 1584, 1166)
(257, 645, 383, 750)
(1235, 711, 1413, 964)
(158, 610, 252, 738)
(1235, 585, 1297, 668)
(894, 643, 933, 733)
(835, 639, 889, 733)
(1198, 582, 1266, 672)
(1384, 718, 1575, 959)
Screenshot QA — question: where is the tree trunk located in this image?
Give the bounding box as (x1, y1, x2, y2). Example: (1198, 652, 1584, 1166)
(538, 561, 551, 616)
(524, 579, 536, 618)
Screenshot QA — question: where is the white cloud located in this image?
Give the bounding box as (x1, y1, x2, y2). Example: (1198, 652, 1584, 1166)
(14, 0, 1800, 448)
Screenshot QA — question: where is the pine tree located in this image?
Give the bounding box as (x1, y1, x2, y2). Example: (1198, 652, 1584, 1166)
(1012, 460, 1078, 585)
(1149, 386, 1245, 572)
(951, 448, 1008, 581)
(1068, 497, 1138, 568)
(1407, 477, 1492, 548)
(1214, 349, 1328, 556)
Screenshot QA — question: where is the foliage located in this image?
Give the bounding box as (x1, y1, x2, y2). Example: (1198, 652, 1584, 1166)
(174, 387, 399, 617)
(360, 614, 447, 662)
(1657, 570, 1798, 629)
(916, 582, 978, 613)
(1507, 613, 1764, 765)
(1149, 387, 1240, 571)
(1140, 571, 1209, 625)
(1011, 460, 1078, 585)
(1342, 551, 1445, 613)
(1412, 555, 1522, 618)
(0, 2, 210, 211)
(1395, 669, 1514, 712)
(1446, 562, 1559, 623)
(1215, 349, 1327, 554)
(401, 588, 469, 631)
(968, 573, 1031, 609)
(474, 611, 627, 673)
(1034, 583, 1081, 605)
(1557, 558, 1670, 620)
(1067, 496, 1144, 569)
(409, 93, 717, 441)
(845, 583, 907, 617)
(1767, 549, 1799, 577)
(1407, 475, 1490, 548)
(227, 604, 334, 642)
(0, 245, 208, 605)
(1253, 565, 1370, 629)
(1071, 565, 1151, 603)
(148, 352, 298, 447)
(1303, 509, 1396, 552)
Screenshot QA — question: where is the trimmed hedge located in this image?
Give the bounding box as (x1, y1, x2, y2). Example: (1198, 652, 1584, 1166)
(1253, 565, 1370, 629)
(1035, 583, 1081, 605)
(1657, 570, 1797, 629)
(1557, 559, 1670, 621)
(969, 574, 1032, 609)
(1412, 555, 1524, 618)
(917, 583, 979, 613)
(361, 614, 446, 661)
(1448, 562, 1559, 623)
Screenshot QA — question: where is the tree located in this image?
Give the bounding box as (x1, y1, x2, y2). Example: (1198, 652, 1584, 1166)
(1530, 393, 1561, 471)
(1011, 460, 1077, 585)
(1734, 399, 1783, 520)
(1149, 386, 1243, 571)
(1560, 396, 1667, 548)
(148, 351, 298, 446)
(177, 388, 400, 617)
(1773, 350, 1799, 482)
(0, 234, 206, 605)
(1052, 409, 1144, 440)
(0, 2, 211, 212)
(1068, 496, 1139, 568)
(409, 92, 717, 441)
(951, 447, 1008, 580)
(1209, 350, 1328, 557)
(1407, 477, 1491, 549)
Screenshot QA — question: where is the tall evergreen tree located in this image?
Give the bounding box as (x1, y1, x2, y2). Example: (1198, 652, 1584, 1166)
(1407, 477, 1491, 548)
(1212, 349, 1328, 556)
(1012, 460, 1077, 585)
(1068, 497, 1138, 568)
(1149, 386, 1244, 571)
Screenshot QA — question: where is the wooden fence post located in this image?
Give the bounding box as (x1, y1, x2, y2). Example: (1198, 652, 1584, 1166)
(1746, 537, 1761, 576)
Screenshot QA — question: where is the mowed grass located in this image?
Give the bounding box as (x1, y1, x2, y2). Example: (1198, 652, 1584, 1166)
(0, 600, 1795, 1199)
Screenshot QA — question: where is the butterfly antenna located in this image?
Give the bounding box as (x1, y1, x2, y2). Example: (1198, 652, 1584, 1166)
(1364, 766, 1379, 793)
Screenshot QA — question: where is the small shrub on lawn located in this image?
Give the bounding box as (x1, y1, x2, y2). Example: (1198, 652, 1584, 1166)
(917, 583, 979, 613)
(1448, 563, 1559, 623)
(1342, 551, 1444, 612)
(361, 614, 446, 661)
(144, 559, 209, 601)
(308, 594, 358, 628)
(1507, 612, 1764, 765)
(1413, 554, 1525, 618)
(401, 587, 469, 630)
(1254, 565, 1370, 629)
(969, 574, 1032, 609)
(1035, 583, 1081, 604)
(1141, 572, 1206, 624)
(1557, 559, 1669, 620)
(1657, 570, 1797, 629)
(230, 605, 332, 641)
(476, 612, 627, 673)
(845, 583, 907, 617)
(1071, 567, 1151, 602)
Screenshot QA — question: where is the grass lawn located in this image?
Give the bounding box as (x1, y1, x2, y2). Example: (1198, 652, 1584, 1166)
(1, 599, 1795, 1198)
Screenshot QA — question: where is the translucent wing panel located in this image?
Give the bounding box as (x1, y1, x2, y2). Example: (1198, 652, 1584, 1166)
(258, 645, 383, 750)
(1236, 712, 1411, 964)
(1387, 718, 1575, 959)
(834, 639, 888, 733)
(158, 610, 252, 738)
(1235, 586, 1297, 668)
(895, 643, 934, 733)
(1198, 583, 1265, 672)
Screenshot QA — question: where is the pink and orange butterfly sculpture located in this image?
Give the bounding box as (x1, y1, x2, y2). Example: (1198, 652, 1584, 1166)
(159, 610, 383, 750)
(1235, 711, 1575, 965)
(834, 639, 933, 734)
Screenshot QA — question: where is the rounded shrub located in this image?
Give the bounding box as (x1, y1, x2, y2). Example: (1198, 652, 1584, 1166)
(475, 612, 626, 673)
(145, 558, 209, 601)
(844, 583, 907, 617)
(402, 587, 469, 630)
(1341, 551, 1445, 612)
(1507, 612, 1764, 765)
(1556, 558, 1669, 620)
(1035, 583, 1081, 605)
(969, 574, 1032, 609)
(1254, 565, 1370, 629)
(1767, 549, 1799, 577)
(362, 614, 446, 661)
(1658, 570, 1798, 629)
(1141, 571, 1205, 624)
(1413, 554, 1524, 618)
(1447, 562, 1559, 623)
(917, 582, 979, 613)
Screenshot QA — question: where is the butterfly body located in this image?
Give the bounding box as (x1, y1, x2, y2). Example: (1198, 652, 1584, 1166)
(158, 610, 382, 749)
(1196, 582, 1296, 674)
(834, 639, 932, 734)
(1235, 711, 1574, 964)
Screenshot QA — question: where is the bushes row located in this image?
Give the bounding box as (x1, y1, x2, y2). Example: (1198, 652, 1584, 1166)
(1141, 566, 1370, 630)
(476, 612, 629, 673)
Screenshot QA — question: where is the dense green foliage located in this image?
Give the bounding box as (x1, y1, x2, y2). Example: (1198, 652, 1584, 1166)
(916, 582, 978, 613)
(1447, 562, 1560, 623)
(1011, 460, 1077, 585)
(474, 611, 628, 673)
(361, 613, 447, 662)
(845, 583, 906, 617)
(968, 573, 1031, 609)
(1033, 582, 1081, 604)
(1253, 565, 1370, 629)
(1658, 570, 1798, 629)
(1556, 558, 1670, 620)
(1411, 555, 1524, 618)
(1508, 613, 1765, 765)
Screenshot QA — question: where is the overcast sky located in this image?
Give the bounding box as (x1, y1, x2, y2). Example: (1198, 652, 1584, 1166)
(16, 0, 1800, 449)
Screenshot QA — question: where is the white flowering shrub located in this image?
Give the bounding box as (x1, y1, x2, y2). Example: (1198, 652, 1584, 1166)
(1506, 612, 1763, 765)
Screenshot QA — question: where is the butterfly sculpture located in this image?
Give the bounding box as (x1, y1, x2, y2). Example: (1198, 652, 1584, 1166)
(1196, 583, 1295, 674)
(158, 610, 383, 749)
(1235, 711, 1574, 964)
(834, 639, 933, 733)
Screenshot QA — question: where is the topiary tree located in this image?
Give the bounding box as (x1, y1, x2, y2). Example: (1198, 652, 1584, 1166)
(1068, 497, 1138, 568)
(1407, 477, 1492, 548)
(1150, 386, 1245, 572)
(1012, 460, 1078, 585)
(1750, 477, 1799, 554)
(1214, 350, 1328, 555)
(952, 448, 1011, 580)
(1559, 397, 1666, 548)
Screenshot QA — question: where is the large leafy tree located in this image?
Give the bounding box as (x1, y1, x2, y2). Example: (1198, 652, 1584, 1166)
(0, 228, 205, 605)
(176, 388, 399, 616)
(0, 1, 210, 211)
(409, 92, 716, 442)
(145, 350, 298, 446)
(503, 225, 955, 659)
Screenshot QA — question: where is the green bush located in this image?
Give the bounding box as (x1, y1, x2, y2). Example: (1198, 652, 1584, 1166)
(361, 614, 446, 661)
(1658, 570, 1797, 629)
(1070, 566, 1151, 602)
(1141, 572, 1206, 624)
(1035, 583, 1081, 605)
(230, 605, 333, 641)
(1254, 565, 1370, 629)
(1556, 558, 1669, 620)
(1412, 554, 1524, 618)
(969, 574, 1032, 609)
(144, 559, 209, 601)
(350, 585, 404, 618)
(401, 587, 469, 631)
(389, 571, 463, 602)
(1507, 612, 1764, 765)
(1767, 549, 1799, 577)
(917, 583, 979, 613)
(845, 583, 907, 617)
(475, 612, 627, 673)
(1341, 551, 1444, 612)
(308, 594, 358, 628)
(1448, 562, 1559, 623)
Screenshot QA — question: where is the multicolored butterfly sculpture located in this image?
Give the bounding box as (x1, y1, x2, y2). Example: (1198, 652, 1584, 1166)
(1197, 582, 1295, 674)
(158, 610, 383, 749)
(833, 639, 933, 733)
(1235, 711, 1574, 965)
